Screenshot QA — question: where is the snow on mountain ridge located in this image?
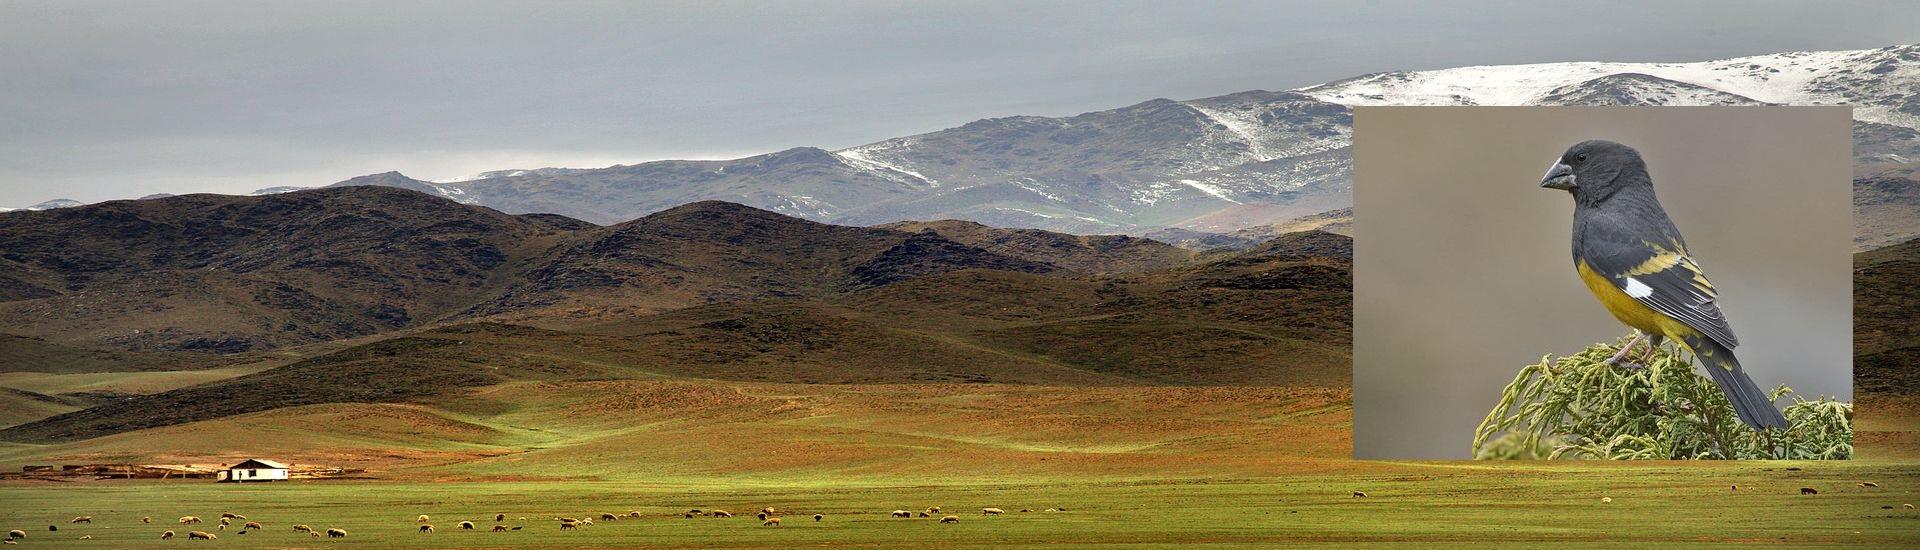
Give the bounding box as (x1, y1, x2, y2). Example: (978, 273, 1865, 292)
(1298, 45, 1920, 129)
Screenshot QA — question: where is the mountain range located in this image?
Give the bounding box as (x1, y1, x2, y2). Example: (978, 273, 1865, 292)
(13, 45, 1917, 247)
(0, 186, 1354, 441)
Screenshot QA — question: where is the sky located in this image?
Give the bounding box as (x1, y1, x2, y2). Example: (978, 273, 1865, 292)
(2, 0, 1915, 206)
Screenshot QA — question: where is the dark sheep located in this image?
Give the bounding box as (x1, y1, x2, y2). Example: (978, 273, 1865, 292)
(459, 521, 475, 530)
(813, 514, 823, 522)
(326, 528, 347, 538)
(1800, 487, 1819, 495)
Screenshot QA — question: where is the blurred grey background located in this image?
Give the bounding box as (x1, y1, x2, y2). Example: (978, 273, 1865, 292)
(1352, 107, 1853, 459)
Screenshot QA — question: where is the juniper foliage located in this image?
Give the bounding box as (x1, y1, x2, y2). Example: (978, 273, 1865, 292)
(1473, 335, 1851, 460)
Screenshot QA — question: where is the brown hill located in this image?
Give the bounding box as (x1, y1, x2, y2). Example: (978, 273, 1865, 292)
(1856, 236, 1920, 395)
(474, 200, 1059, 315)
(1855, 161, 1920, 250)
(0, 186, 586, 352)
(0, 191, 1068, 351)
(0, 231, 1355, 442)
(879, 219, 1196, 273)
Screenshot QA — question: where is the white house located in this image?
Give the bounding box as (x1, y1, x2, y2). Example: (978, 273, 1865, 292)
(219, 459, 289, 482)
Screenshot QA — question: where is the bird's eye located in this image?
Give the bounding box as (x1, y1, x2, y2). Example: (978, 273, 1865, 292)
(1576, 153, 1588, 162)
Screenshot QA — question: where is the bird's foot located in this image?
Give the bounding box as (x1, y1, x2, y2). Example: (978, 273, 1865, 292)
(1604, 332, 1646, 368)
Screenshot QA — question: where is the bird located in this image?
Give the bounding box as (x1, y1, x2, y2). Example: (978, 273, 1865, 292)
(1540, 139, 1788, 429)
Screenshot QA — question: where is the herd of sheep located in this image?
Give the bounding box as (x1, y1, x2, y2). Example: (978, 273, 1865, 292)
(1, 503, 1071, 543)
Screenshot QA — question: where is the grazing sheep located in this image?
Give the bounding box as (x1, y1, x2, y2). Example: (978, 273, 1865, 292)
(219, 517, 231, 526)
(927, 506, 940, 513)
(1044, 508, 1058, 512)
(890, 510, 912, 518)
(711, 510, 732, 518)
(1730, 485, 1739, 491)
(625, 511, 642, 519)
(243, 521, 262, 530)
(497, 513, 506, 522)
(161, 531, 174, 539)
(1352, 491, 1368, 498)
(459, 521, 475, 530)
(813, 514, 823, 522)
(326, 528, 347, 538)
(560, 521, 580, 531)
(762, 517, 781, 526)
(418, 514, 431, 523)
(1801, 487, 1819, 495)
(1020, 509, 1033, 513)
(757, 512, 768, 521)
(917, 512, 930, 518)
(420, 525, 434, 533)
(940, 516, 960, 524)
(220, 513, 243, 520)
(71, 516, 93, 524)
(557, 517, 579, 523)
(513, 526, 524, 530)
(79, 535, 92, 540)
(179, 516, 201, 525)
(142, 517, 152, 524)
(601, 513, 617, 521)
(5, 530, 21, 540)
(683, 513, 695, 519)
(582, 519, 594, 526)
(187, 531, 215, 540)
(492, 525, 508, 532)
(687, 509, 703, 515)
(762, 507, 777, 515)
(982, 508, 1004, 515)
(292, 524, 312, 533)
(1902, 503, 1914, 509)
(1861, 482, 1881, 488)
(1601, 497, 1613, 503)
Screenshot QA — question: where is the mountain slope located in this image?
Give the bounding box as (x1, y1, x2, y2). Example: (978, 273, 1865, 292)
(0, 187, 584, 351)
(0, 189, 1190, 352)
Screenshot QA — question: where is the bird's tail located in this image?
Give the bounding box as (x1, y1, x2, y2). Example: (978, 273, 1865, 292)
(1681, 335, 1789, 430)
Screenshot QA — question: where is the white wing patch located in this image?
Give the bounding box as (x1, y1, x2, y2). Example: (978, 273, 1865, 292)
(1623, 277, 1654, 298)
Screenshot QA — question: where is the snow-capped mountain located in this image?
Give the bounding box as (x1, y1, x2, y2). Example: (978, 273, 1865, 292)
(28, 44, 1911, 236)
(1299, 45, 1920, 129)
(21, 199, 84, 211)
(372, 44, 1911, 233)
(248, 171, 481, 205)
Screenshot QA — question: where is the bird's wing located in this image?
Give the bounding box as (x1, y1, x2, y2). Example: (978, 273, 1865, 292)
(1580, 219, 1739, 349)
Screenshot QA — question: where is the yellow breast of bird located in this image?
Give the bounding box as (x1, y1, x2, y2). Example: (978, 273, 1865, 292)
(1576, 260, 1697, 341)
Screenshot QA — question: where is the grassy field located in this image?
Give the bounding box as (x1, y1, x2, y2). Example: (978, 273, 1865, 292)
(2, 462, 1917, 548)
(0, 381, 1916, 547)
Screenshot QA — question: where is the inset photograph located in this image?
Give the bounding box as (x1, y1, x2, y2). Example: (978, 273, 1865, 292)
(1352, 107, 1854, 460)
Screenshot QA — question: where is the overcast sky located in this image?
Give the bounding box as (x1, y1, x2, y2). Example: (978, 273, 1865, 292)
(2, 0, 1914, 206)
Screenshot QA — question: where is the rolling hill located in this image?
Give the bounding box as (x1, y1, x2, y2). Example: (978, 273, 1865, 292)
(0, 189, 1202, 353)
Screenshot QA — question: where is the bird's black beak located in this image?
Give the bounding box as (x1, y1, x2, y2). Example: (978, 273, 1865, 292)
(1540, 160, 1576, 191)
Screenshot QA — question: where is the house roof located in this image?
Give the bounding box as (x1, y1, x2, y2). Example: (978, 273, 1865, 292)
(228, 459, 288, 470)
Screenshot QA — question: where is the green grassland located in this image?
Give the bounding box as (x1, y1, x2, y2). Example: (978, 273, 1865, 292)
(2, 463, 1917, 548)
